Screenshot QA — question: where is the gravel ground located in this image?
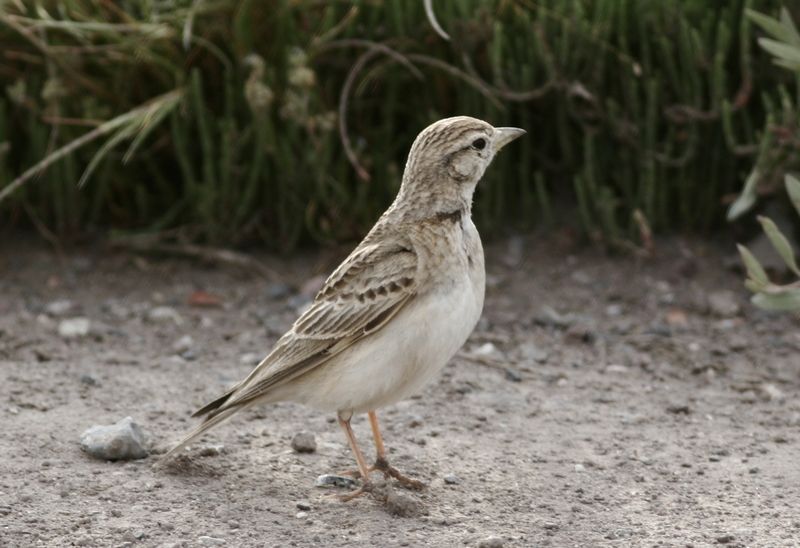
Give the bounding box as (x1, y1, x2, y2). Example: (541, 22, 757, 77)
(1, 235, 799, 548)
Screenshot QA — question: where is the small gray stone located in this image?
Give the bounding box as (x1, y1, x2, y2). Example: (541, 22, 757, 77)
(58, 317, 91, 339)
(478, 536, 504, 548)
(79, 374, 98, 386)
(173, 335, 194, 354)
(80, 417, 148, 460)
(504, 368, 522, 382)
(46, 299, 74, 316)
(534, 306, 574, 328)
(196, 444, 225, 457)
(443, 474, 460, 485)
(517, 341, 548, 363)
(291, 432, 316, 453)
(315, 474, 357, 489)
(146, 306, 183, 325)
(296, 501, 312, 511)
(707, 290, 740, 318)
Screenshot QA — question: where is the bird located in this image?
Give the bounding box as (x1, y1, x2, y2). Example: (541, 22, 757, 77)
(163, 116, 525, 500)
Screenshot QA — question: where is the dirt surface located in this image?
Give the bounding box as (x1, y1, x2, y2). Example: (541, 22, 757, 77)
(2, 235, 799, 547)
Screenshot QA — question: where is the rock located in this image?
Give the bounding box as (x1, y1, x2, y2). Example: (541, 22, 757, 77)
(517, 341, 548, 363)
(196, 444, 225, 457)
(79, 374, 98, 386)
(474, 342, 503, 361)
(296, 501, 311, 511)
(173, 335, 194, 355)
(80, 417, 148, 461)
(146, 306, 183, 325)
(759, 383, 785, 402)
(478, 536, 504, 548)
(315, 474, 357, 489)
(239, 353, 260, 366)
(716, 534, 735, 544)
(291, 432, 317, 453)
(604, 364, 629, 374)
(504, 368, 522, 382)
(58, 317, 91, 339)
(666, 404, 691, 415)
(534, 306, 574, 328)
(443, 474, 460, 485)
(45, 299, 74, 316)
(707, 290, 740, 318)
(605, 304, 623, 317)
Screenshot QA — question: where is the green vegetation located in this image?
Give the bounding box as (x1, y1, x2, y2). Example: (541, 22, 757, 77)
(0, 1, 797, 249)
(734, 8, 800, 312)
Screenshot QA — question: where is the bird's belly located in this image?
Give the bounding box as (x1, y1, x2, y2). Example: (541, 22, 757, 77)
(282, 278, 483, 414)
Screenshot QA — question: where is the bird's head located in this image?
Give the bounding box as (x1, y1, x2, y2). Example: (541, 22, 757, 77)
(397, 116, 525, 215)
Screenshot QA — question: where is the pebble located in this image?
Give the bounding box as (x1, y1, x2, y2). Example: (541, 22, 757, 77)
(315, 474, 357, 489)
(504, 368, 522, 382)
(79, 374, 98, 386)
(534, 306, 574, 328)
(173, 335, 194, 355)
(517, 341, 548, 363)
(79, 417, 148, 461)
(296, 501, 312, 511)
(478, 536, 504, 548)
(759, 383, 785, 402)
(715, 534, 735, 544)
(291, 432, 317, 453)
(443, 474, 460, 485)
(46, 299, 74, 316)
(58, 317, 91, 339)
(196, 444, 225, 457)
(146, 306, 184, 325)
(604, 364, 629, 374)
(239, 353, 260, 365)
(707, 290, 740, 318)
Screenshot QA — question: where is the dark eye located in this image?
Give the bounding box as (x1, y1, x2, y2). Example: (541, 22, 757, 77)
(472, 138, 486, 150)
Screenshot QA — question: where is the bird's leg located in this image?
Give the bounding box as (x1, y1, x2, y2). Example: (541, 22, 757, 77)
(368, 411, 426, 490)
(336, 412, 373, 501)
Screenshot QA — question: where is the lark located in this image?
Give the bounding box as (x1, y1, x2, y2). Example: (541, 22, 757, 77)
(164, 116, 525, 499)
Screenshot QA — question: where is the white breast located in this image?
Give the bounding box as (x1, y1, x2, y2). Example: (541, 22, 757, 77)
(281, 221, 485, 414)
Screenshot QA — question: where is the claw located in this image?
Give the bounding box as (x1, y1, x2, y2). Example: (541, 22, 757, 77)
(374, 457, 426, 490)
(336, 481, 373, 502)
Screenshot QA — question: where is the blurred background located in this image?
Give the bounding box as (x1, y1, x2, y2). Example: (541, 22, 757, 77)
(0, 0, 798, 258)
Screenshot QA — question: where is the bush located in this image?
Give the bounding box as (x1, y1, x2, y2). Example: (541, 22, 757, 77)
(0, 1, 797, 249)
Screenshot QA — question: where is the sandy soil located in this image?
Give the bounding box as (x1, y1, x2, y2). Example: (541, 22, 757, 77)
(1, 235, 799, 548)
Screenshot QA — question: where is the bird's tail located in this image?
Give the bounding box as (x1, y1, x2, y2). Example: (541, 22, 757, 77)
(160, 404, 246, 463)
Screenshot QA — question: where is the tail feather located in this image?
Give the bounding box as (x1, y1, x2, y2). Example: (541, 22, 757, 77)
(191, 388, 237, 418)
(160, 405, 244, 462)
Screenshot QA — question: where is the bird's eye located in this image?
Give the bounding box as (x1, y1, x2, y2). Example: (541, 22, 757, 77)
(472, 138, 486, 150)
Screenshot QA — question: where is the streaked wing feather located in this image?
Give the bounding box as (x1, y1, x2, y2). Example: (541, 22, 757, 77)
(201, 239, 417, 416)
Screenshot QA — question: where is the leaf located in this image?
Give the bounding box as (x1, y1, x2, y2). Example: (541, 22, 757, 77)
(786, 174, 800, 217)
(752, 288, 800, 312)
(747, 9, 800, 47)
(727, 168, 760, 221)
(758, 38, 800, 70)
(779, 7, 800, 46)
(737, 244, 769, 289)
(757, 216, 800, 276)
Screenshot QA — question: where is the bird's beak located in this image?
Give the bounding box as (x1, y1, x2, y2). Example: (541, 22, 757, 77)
(492, 127, 526, 152)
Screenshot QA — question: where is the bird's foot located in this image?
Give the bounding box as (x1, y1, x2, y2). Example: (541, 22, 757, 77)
(373, 457, 426, 490)
(336, 481, 374, 502)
